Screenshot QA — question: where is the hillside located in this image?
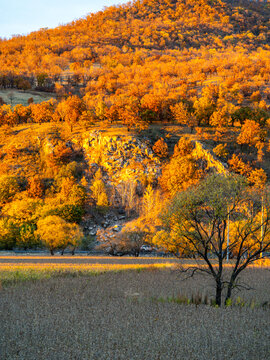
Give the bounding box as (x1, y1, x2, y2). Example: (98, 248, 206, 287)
(0, 0, 269, 254)
(0, 0, 269, 79)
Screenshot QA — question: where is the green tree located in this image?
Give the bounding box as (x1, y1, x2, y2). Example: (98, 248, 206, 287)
(17, 223, 39, 250)
(42, 204, 84, 224)
(0, 175, 20, 203)
(153, 174, 270, 306)
(0, 219, 19, 250)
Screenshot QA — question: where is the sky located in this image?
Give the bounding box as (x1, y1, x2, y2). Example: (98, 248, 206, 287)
(0, 0, 130, 39)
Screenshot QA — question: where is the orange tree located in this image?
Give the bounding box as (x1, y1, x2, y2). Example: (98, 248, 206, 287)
(55, 96, 86, 131)
(159, 137, 201, 196)
(152, 138, 169, 158)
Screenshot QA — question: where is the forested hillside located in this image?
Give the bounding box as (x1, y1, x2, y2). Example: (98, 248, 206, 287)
(0, 0, 269, 75)
(0, 0, 269, 254)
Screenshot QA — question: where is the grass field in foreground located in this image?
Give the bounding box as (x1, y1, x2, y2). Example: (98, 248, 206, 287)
(0, 262, 173, 286)
(0, 255, 269, 287)
(0, 268, 269, 360)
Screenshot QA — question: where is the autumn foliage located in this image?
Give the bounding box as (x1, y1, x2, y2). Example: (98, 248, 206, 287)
(0, 0, 269, 255)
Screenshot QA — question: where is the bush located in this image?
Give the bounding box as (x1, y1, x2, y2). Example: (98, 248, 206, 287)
(152, 138, 169, 158)
(80, 235, 95, 251)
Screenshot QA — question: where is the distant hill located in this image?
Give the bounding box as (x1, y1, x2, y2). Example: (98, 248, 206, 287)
(0, 0, 269, 79)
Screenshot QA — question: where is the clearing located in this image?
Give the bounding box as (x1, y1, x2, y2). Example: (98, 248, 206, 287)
(0, 89, 55, 106)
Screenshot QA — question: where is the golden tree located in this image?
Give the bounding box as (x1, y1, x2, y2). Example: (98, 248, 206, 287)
(55, 96, 86, 131)
(90, 169, 109, 209)
(237, 120, 266, 147)
(36, 215, 83, 255)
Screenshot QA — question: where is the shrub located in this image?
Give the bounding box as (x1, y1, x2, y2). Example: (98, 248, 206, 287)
(80, 235, 95, 251)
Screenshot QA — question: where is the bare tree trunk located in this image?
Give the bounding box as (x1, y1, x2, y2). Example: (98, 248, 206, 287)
(50, 249, 54, 256)
(261, 194, 264, 258)
(215, 279, 222, 307)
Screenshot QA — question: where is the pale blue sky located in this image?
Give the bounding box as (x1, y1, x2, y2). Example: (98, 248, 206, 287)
(0, 0, 130, 39)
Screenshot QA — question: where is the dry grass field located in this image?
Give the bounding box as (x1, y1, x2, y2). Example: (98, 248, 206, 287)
(0, 257, 269, 360)
(0, 90, 55, 106)
(0, 255, 178, 285)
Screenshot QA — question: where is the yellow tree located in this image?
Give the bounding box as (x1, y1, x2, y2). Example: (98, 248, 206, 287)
(90, 169, 109, 209)
(237, 120, 266, 147)
(160, 156, 200, 196)
(30, 100, 55, 124)
(160, 137, 201, 196)
(170, 102, 197, 132)
(36, 215, 83, 255)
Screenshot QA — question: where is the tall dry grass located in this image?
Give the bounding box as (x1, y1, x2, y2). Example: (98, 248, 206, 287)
(0, 268, 269, 360)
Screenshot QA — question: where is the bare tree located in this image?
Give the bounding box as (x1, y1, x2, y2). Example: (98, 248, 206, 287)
(154, 174, 270, 306)
(7, 91, 14, 106)
(97, 226, 145, 257)
(117, 180, 138, 217)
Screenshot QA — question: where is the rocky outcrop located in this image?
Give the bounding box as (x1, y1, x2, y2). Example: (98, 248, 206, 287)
(192, 141, 228, 175)
(82, 131, 162, 185)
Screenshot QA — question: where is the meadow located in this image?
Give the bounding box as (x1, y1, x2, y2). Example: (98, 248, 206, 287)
(0, 89, 55, 106)
(0, 256, 269, 360)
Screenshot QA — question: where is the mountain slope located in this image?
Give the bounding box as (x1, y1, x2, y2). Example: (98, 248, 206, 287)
(0, 0, 269, 77)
